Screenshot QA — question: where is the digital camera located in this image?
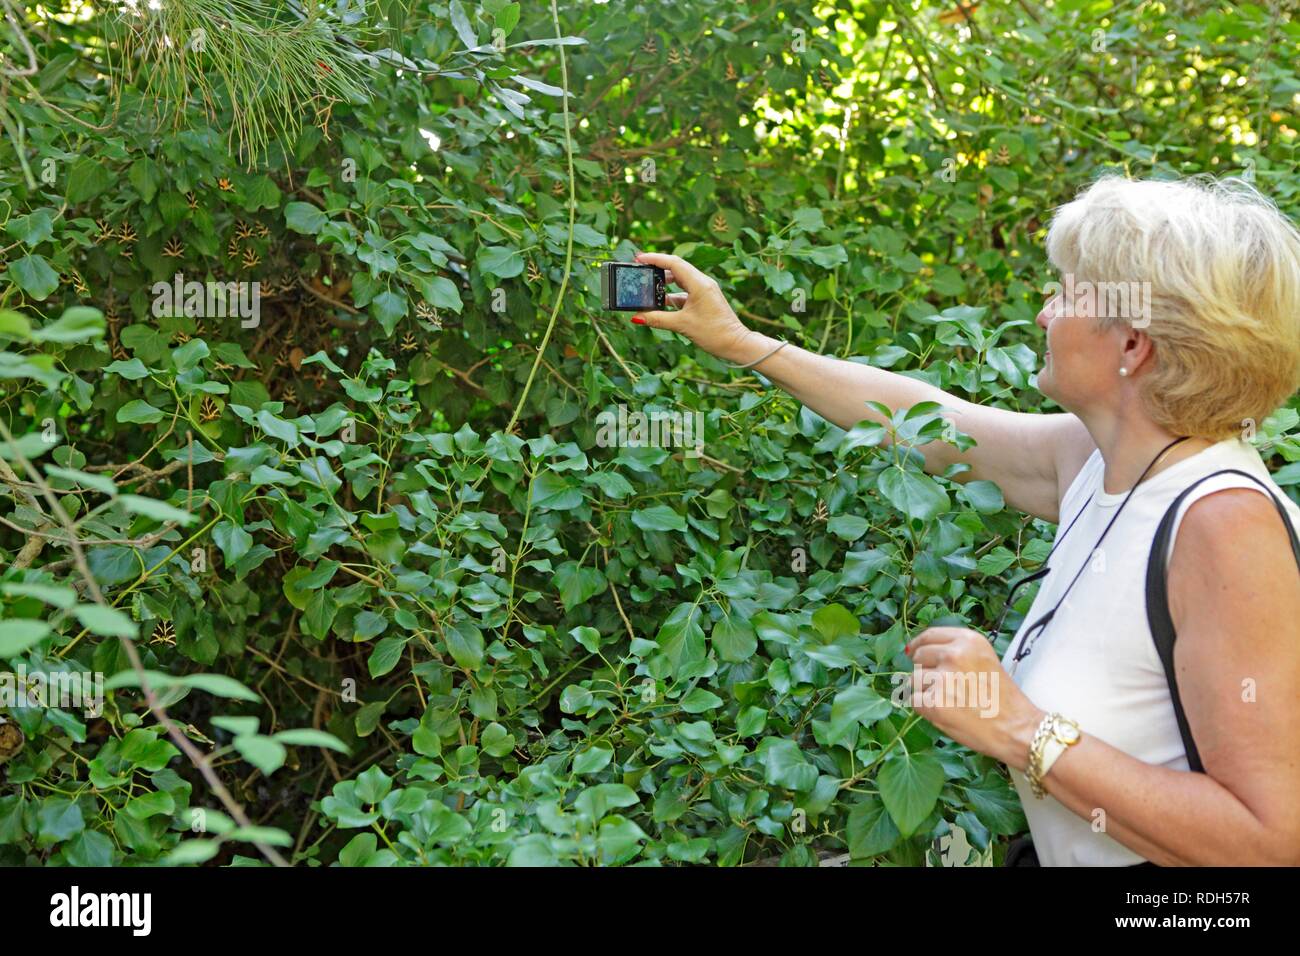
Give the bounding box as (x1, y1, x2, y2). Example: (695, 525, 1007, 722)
(600, 261, 666, 312)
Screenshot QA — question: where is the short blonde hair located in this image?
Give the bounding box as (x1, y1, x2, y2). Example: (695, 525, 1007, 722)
(1045, 174, 1300, 440)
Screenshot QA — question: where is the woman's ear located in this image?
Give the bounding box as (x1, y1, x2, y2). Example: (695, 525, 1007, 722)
(1120, 326, 1155, 374)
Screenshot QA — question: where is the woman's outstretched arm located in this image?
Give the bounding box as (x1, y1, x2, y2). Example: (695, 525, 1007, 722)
(632, 252, 1095, 522)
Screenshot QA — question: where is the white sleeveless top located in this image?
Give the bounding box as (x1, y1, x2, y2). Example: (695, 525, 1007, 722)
(999, 436, 1300, 866)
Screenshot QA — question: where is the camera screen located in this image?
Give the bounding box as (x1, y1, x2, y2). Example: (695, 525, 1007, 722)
(614, 266, 656, 309)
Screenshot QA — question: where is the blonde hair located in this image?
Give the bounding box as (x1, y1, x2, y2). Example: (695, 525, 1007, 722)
(1045, 174, 1300, 440)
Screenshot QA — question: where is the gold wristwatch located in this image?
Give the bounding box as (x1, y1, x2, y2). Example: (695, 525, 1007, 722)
(1026, 712, 1081, 799)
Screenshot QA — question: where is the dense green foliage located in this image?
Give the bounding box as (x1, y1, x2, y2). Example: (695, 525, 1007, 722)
(1, 0, 1298, 866)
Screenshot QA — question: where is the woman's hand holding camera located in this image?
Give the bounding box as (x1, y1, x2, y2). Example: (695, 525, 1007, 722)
(629, 252, 756, 361)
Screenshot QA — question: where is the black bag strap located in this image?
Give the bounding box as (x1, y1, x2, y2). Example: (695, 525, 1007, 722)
(1145, 468, 1300, 773)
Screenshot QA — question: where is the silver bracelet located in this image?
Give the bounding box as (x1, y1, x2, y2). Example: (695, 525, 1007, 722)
(731, 338, 789, 370)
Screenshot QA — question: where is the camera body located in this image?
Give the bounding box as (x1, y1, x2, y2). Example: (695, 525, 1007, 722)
(600, 261, 666, 312)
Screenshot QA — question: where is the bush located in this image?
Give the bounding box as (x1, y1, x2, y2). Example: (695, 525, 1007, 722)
(1, 0, 1297, 866)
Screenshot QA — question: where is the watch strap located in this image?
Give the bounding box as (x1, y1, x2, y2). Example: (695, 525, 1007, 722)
(1027, 713, 1081, 798)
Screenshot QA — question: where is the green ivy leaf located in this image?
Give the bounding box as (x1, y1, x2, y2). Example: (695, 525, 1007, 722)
(72, 604, 138, 638)
(284, 201, 327, 234)
(877, 750, 944, 838)
(710, 612, 757, 663)
(554, 561, 607, 610)
(0, 618, 51, 655)
(756, 737, 818, 792)
(116, 400, 165, 424)
(6, 254, 60, 300)
(36, 798, 84, 847)
(878, 467, 950, 523)
(631, 504, 687, 532)
(367, 635, 405, 677)
(444, 620, 485, 670)
(846, 794, 901, 858)
(828, 684, 894, 744)
(477, 245, 524, 278)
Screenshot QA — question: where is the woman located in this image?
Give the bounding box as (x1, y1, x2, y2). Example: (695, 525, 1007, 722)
(630, 174, 1300, 866)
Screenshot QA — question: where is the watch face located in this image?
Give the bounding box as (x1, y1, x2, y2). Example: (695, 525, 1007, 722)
(1055, 720, 1080, 743)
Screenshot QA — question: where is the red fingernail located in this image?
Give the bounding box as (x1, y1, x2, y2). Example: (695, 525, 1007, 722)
(631, 316, 646, 325)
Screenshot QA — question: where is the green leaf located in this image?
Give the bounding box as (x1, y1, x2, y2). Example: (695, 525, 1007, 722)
(105, 358, 150, 379)
(877, 751, 944, 838)
(1, 582, 77, 608)
(6, 209, 54, 246)
(32, 306, 105, 343)
(756, 737, 818, 792)
(444, 620, 485, 670)
(846, 795, 901, 858)
(495, 2, 521, 35)
(878, 467, 950, 523)
(530, 470, 582, 510)
(256, 409, 300, 446)
(631, 504, 687, 532)
(355, 766, 393, 804)
(477, 245, 524, 278)
(481, 723, 514, 758)
(104, 669, 260, 702)
(63, 829, 116, 866)
(72, 604, 138, 638)
(827, 514, 869, 541)
(172, 338, 209, 371)
(569, 625, 602, 653)
(119, 494, 197, 525)
(572, 743, 613, 774)
(840, 548, 895, 587)
(554, 561, 607, 611)
(166, 840, 221, 864)
(235, 735, 287, 776)
(371, 290, 408, 335)
(653, 602, 706, 678)
(811, 604, 859, 642)
(36, 798, 84, 847)
(367, 635, 406, 677)
(961, 479, 1005, 514)
(574, 783, 639, 820)
(116, 400, 165, 424)
(0, 618, 51, 655)
(212, 716, 260, 737)
(710, 612, 757, 663)
(66, 157, 112, 203)
(828, 684, 893, 743)
(964, 772, 1028, 836)
(213, 521, 254, 564)
(0, 309, 32, 339)
(791, 206, 826, 232)
(285, 201, 328, 234)
(6, 254, 60, 300)
(272, 729, 350, 754)
(123, 790, 176, 820)
(680, 687, 723, 713)
(417, 275, 464, 313)
(128, 158, 162, 203)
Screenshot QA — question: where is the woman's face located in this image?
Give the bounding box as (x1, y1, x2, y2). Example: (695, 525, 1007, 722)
(1034, 284, 1125, 413)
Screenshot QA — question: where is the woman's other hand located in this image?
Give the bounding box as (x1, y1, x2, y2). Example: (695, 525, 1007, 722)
(903, 625, 1045, 772)
(630, 251, 753, 360)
